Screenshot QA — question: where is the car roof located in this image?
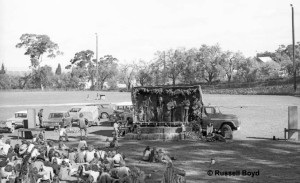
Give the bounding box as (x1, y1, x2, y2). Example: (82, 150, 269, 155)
(49, 111, 67, 113)
(15, 110, 27, 114)
(70, 106, 84, 108)
(86, 103, 111, 106)
(113, 102, 133, 106)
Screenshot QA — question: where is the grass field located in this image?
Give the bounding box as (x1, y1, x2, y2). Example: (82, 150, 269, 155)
(0, 91, 299, 139)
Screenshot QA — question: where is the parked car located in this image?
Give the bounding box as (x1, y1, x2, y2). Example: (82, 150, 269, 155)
(86, 103, 115, 119)
(42, 111, 72, 130)
(5, 110, 39, 128)
(0, 120, 15, 133)
(68, 106, 100, 126)
(109, 102, 134, 125)
(68, 106, 84, 124)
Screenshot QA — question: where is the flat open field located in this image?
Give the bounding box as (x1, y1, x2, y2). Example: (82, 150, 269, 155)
(0, 91, 300, 182)
(1, 91, 299, 139)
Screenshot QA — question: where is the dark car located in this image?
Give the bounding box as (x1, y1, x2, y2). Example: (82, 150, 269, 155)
(201, 106, 241, 137)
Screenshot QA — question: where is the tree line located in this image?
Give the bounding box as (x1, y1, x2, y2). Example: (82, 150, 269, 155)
(0, 34, 299, 90)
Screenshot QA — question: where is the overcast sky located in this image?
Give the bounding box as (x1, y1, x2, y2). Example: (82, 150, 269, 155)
(0, 0, 299, 71)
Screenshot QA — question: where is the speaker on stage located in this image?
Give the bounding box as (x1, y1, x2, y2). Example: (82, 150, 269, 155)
(23, 119, 33, 139)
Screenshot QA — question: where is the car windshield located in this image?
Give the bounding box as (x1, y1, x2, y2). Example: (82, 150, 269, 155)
(15, 113, 27, 118)
(70, 108, 81, 112)
(101, 104, 110, 108)
(49, 113, 63, 118)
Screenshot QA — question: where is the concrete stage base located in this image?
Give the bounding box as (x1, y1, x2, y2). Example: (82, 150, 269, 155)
(124, 126, 192, 140)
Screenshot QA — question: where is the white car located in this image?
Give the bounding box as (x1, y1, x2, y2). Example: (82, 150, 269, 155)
(6, 110, 39, 128)
(68, 106, 100, 126)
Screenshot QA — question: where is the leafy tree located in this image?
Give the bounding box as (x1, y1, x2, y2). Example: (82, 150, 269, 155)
(220, 51, 244, 82)
(235, 57, 259, 82)
(259, 61, 281, 79)
(0, 63, 5, 74)
(16, 34, 63, 68)
(119, 63, 137, 90)
(67, 50, 95, 89)
(164, 49, 185, 86)
(273, 43, 300, 76)
(29, 65, 54, 89)
(97, 55, 119, 89)
(135, 60, 152, 86)
(198, 44, 223, 84)
(55, 63, 62, 75)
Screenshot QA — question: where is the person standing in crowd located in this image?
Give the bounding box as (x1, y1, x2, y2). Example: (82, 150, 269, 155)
(38, 109, 44, 128)
(78, 113, 88, 138)
(113, 121, 119, 138)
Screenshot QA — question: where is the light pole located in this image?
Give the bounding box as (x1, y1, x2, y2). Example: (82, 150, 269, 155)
(291, 4, 296, 92)
(95, 33, 99, 91)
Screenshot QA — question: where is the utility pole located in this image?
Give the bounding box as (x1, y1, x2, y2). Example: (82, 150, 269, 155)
(95, 33, 99, 91)
(291, 4, 296, 92)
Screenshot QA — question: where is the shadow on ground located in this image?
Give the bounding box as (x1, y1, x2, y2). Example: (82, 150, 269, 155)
(63, 138, 300, 183)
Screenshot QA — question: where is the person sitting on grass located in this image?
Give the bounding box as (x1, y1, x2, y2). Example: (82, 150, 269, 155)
(78, 137, 88, 152)
(58, 160, 77, 181)
(76, 146, 86, 164)
(112, 150, 123, 168)
(162, 160, 186, 183)
(85, 145, 96, 163)
(82, 164, 100, 183)
(68, 148, 76, 165)
(149, 147, 158, 163)
(96, 146, 107, 162)
(142, 146, 151, 161)
(58, 123, 69, 142)
(157, 149, 173, 164)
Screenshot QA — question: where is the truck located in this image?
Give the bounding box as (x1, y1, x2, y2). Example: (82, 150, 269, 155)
(131, 85, 241, 138)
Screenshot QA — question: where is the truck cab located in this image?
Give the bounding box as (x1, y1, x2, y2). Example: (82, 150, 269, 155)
(201, 106, 241, 138)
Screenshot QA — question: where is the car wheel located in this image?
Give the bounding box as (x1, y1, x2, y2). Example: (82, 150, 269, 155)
(101, 113, 109, 119)
(221, 124, 232, 139)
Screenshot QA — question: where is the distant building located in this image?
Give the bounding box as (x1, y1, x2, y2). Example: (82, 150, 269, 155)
(257, 56, 275, 63)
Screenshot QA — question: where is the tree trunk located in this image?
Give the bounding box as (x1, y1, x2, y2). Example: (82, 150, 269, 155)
(227, 74, 232, 83)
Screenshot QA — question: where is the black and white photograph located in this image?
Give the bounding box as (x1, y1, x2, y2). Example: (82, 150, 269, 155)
(0, 0, 299, 182)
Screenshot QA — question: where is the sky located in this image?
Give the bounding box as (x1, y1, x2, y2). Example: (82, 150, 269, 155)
(0, 0, 299, 72)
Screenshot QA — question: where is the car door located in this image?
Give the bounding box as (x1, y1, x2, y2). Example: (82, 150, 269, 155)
(202, 107, 215, 129)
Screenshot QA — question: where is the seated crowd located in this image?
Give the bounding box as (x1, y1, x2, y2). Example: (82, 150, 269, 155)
(0, 135, 147, 183)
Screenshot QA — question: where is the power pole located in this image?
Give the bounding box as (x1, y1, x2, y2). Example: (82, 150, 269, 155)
(291, 4, 296, 92)
(95, 33, 99, 91)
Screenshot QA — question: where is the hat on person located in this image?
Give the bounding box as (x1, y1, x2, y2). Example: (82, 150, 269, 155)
(80, 113, 84, 117)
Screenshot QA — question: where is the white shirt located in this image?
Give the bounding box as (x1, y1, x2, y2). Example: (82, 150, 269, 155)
(85, 150, 95, 163)
(96, 150, 107, 160)
(0, 167, 12, 179)
(27, 143, 35, 153)
(113, 123, 119, 130)
(59, 128, 66, 136)
(39, 166, 54, 180)
(31, 148, 40, 158)
(113, 154, 123, 164)
(84, 170, 99, 183)
(1, 144, 10, 155)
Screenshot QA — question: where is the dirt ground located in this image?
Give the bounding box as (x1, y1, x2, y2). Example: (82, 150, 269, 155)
(1, 124, 300, 183)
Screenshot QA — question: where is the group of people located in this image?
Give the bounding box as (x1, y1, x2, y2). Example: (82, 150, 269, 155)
(138, 95, 203, 124)
(0, 134, 149, 183)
